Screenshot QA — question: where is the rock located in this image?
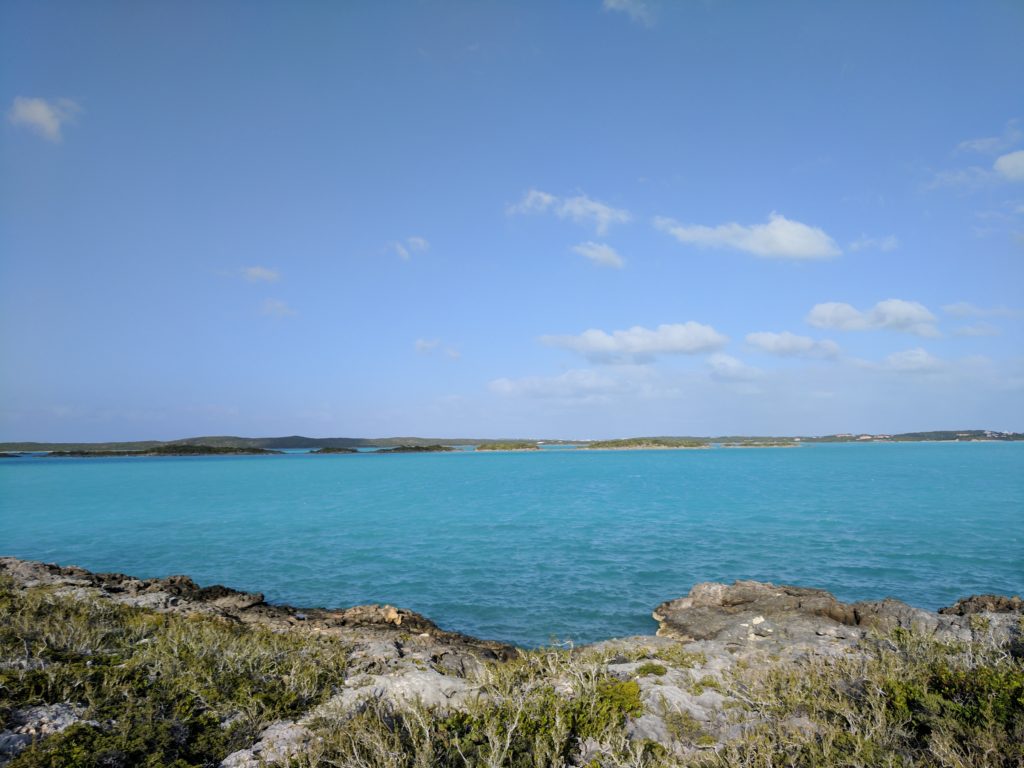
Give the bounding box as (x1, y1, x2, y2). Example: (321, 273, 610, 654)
(653, 580, 1023, 654)
(652, 581, 862, 650)
(0, 703, 83, 765)
(315, 669, 478, 717)
(220, 721, 318, 768)
(939, 594, 1024, 615)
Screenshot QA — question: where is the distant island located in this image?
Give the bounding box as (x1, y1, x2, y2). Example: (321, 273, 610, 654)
(376, 444, 455, 454)
(45, 444, 279, 457)
(475, 441, 540, 451)
(586, 438, 710, 450)
(1, 429, 1021, 456)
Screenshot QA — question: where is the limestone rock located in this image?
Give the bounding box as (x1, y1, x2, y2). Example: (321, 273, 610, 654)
(939, 594, 1024, 615)
(0, 703, 83, 766)
(220, 721, 318, 768)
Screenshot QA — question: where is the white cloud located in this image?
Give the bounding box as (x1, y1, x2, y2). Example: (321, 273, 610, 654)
(708, 353, 762, 382)
(958, 120, 1022, 154)
(261, 299, 295, 317)
(942, 302, 1020, 318)
(508, 189, 557, 215)
(954, 323, 1000, 337)
(7, 97, 80, 142)
(490, 368, 622, 400)
(746, 331, 840, 358)
(926, 166, 994, 190)
(602, 0, 653, 26)
(391, 236, 430, 260)
(654, 212, 840, 260)
(848, 234, 899, 252)
(807, 299, 939, 337)
(571, 241, 624, 268)
(242, 266, 280, 282)
(882, 348, 943, 373)
(508, 189, 631, 235)
(541, 322, 727, 363)
(415, 337, 460, 360)
(994, 150, 1024, 182)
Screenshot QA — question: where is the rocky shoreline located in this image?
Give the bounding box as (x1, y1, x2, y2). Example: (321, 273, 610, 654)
(1, 557, 1021, 767)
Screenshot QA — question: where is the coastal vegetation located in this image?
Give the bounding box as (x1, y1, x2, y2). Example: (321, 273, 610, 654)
(45, 445, 279, 458)
(2, 564, 1021, 768)
(474, 442, 540, 451)
(310, 447, 358, 454)
(376, 444, 455, 453)
(586, 438, 709, 450)
(3, 429, 1022, 454)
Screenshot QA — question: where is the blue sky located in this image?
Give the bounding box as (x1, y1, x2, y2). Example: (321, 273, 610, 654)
(2, 1, 1023, 441)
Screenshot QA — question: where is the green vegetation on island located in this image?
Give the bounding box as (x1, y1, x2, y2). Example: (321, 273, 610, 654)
(3, 429, 1022, 454)
(310, 447, 358, 454)
(376, 444, 455, 453)
(720, 439, 799, 448)
(586, 437, 709, 450)
(474, 442, 540, 451)
(45, 444, 279, 458)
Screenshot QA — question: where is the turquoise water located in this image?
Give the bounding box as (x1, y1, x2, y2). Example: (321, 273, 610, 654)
(1, 443, 1022, 647)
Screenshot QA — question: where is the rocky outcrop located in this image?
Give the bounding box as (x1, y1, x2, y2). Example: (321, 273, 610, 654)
(939, 593, 1024, 615)
(3, 558, 1021, 766)
(653, 579, 1022, 653)
(0, 557, 514, 671)
(0, 704, 84, 766)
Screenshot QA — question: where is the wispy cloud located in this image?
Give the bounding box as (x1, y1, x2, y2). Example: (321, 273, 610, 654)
(654, 212, 840, 260)
(415, 338, 460, 360)
(942, 302, 1021, 318)
(602, 0, 654, 26)
(508, 189, 631, 235)
(7, 96, 81, 142)
(571, 241, 624, 268)
(391, 236, 430, 260)
(926, 166, 994, 191)
(261, 299, 296, 317)
(490, 368, 623, 401)
(708, 353, 762, 382)
(954, 323, 1000, 337)
(807, 299, 939, 337)
(541, 322, 727, 363)
(848, 234, 899, 252)
(929, 121, 1024, 189)
(994, 150, 1024, 182)
(241, 266, 280, 282)
(957, 119, 1022, 154)
(881, 348, 943, 373)
(746, 331, 840, 358)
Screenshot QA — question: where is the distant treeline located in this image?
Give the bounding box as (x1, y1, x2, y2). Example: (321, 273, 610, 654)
(2, 430, 1021, 453)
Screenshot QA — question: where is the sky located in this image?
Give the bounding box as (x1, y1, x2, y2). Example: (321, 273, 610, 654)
(1, 1, 1023, 441)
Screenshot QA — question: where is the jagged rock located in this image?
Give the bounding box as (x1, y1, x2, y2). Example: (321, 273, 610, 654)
(940, 594, 1024, 615)
(652, 579, 1021, 652)
(0, 704, 83, 766)
(0, 557, 515, 675)
(652, 581, 862, 650)
(314, 668, 479, 716)
(220, 721, 318, 768)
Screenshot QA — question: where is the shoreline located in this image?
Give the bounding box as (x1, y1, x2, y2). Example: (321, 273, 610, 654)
(2, 556, 1021, 767)
(2, 556, 1019, 651)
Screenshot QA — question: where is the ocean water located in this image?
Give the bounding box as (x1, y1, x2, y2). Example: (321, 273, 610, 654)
(1, 442, 1022, 647)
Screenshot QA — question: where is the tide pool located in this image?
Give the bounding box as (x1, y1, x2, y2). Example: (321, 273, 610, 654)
(1, 442, 1021, 647)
